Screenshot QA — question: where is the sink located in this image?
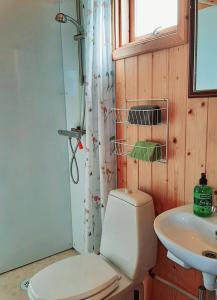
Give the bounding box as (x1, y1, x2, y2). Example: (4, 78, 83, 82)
(154, 205, 217, 290)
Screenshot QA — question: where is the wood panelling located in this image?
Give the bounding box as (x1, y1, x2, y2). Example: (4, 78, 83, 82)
(116, 60, 126, 188)
(125, 57, 138, 191)
(115, 43, 217, 299)
(168, 46, 188, 209)
(152, 50, 169, 213)
(138, 53, 152, 194)
(185, 99, 208, 203)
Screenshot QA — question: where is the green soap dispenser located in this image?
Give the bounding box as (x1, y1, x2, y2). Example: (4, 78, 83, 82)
(193, 173, 213, 217)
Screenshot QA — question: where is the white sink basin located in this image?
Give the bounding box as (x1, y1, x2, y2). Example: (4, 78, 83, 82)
(154, 205, 217, 290)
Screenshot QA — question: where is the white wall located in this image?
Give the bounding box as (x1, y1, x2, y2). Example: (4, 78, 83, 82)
(0, 0, 73, 272)
(60, 0, 86, 253)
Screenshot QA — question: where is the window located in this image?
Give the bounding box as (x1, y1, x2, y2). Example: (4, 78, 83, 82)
(134, 0, 178, 38)
(112, 0, 188, 60)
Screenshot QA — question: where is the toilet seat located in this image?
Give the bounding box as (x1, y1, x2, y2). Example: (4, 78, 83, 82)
(28, 254, 120, 300)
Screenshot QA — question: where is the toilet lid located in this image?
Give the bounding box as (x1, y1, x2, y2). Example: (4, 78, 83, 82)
(28, 254, 120, 300)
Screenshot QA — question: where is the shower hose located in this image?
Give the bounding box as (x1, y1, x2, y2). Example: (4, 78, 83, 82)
(68, 90, 85, 184)
(69, 137, 80, 184)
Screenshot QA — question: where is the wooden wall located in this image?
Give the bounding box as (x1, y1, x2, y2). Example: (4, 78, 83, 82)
(115, 44, 217, 299)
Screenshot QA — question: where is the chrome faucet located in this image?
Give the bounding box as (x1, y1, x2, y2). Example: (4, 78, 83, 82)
(212, 192, 217, 214)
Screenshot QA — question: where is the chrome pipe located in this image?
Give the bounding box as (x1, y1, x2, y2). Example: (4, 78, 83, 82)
(55, 6, 85, 85)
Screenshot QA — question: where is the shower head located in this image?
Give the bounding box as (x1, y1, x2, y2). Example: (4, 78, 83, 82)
(55, 13, 67, 23)
(55, 10, 85, 85)
(55, 12, 84, 33)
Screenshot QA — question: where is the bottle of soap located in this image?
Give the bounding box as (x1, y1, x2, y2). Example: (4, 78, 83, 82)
(193, 173, 213, 217)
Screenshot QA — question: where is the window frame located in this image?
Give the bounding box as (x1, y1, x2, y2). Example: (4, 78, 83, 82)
(112, 0, 188, 60)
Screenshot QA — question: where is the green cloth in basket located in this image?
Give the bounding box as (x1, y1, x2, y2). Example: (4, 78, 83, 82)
(128, 141, 162, 162)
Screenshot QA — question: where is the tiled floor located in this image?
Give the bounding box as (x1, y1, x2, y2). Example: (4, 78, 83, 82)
(0, 249, 76, 300)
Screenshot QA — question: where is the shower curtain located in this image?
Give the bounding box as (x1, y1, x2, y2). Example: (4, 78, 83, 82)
(83, 0, 115, 253)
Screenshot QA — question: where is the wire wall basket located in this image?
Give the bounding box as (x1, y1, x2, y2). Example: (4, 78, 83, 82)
(112, 140, 167, 163)
(112, 99, 169, 163)
(112, 107, 167, 126)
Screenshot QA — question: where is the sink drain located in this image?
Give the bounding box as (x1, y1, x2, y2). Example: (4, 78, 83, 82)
(20, 279, 30, 291)
(202, 250, 217, 259)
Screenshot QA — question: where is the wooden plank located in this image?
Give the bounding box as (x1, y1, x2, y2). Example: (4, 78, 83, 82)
(113, 31, 187, 61)
(172, 266, 202, 297)
(129, 0, 135, 42)
(120, 0, 129, 46)
(143, 275, 153, 300)
(151, 279, 176, 300)
(137, 53, 153, 195)
(116, 59, 125, 108)
(116, 60, 127, 188)
(184, 99, 208, 204)
(178, 94, 207, 298)
(139, 55, 154, 300)
(152, 49, 169, 214)
(150, 49, 172, 299)
(125, 56, 138, 191)
(198, 3, 210, 9)
(151, 258, 201, 299)
(114, 0, 120, 49)
(152, 242, 182, 290)
(150, 270, 200, 300)
(111, 0, 116, 51)
(206, 99, 217, 197)
(168, 45, 188, 209)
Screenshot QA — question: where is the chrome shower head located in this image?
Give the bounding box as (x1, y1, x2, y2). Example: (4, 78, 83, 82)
(54, 12, 84, 33)
(55, 13, 67, 23)
(55, 10, 85, 86)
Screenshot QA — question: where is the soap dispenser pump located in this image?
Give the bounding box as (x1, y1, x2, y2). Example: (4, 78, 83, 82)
(193, 173, 213, 217)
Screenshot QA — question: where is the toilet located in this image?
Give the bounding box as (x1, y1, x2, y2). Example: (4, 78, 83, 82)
(28, 189, 157, 300)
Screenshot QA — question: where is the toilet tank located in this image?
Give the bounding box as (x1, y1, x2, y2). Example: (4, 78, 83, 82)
(100, 189, 157, 283)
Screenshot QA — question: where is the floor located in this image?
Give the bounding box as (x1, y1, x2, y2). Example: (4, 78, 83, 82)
(0, 249, 76, 300)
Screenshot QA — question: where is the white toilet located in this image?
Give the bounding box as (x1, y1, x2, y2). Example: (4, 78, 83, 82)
(28, 189, 157, 300)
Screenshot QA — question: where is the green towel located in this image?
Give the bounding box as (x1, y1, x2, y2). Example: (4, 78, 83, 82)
(129, 141, 162, 162)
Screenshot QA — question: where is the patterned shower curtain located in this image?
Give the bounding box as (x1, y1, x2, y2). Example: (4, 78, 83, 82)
(83, 0, 116, 253)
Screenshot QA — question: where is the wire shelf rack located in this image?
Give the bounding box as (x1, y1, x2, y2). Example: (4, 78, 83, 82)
(112, 99, 169, 163)
(111, 139, 167, 163)
(112, 107, 167, 125)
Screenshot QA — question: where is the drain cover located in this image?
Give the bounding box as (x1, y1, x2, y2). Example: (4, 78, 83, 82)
(202, 250, 217, 259)
(20, 279, 30, 291)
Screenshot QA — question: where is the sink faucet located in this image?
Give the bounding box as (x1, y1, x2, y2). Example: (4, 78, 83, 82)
(212, 206, 217, 214)
(212, 191, 217, 214)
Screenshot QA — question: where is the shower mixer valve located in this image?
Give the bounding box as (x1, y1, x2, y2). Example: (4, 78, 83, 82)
(77, 139, 83, 150)
(58, 127, 86, 140)
(58, 127, 86, 184)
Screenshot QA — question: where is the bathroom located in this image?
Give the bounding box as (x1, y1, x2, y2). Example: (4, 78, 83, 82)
(0, 0, 217, 299)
